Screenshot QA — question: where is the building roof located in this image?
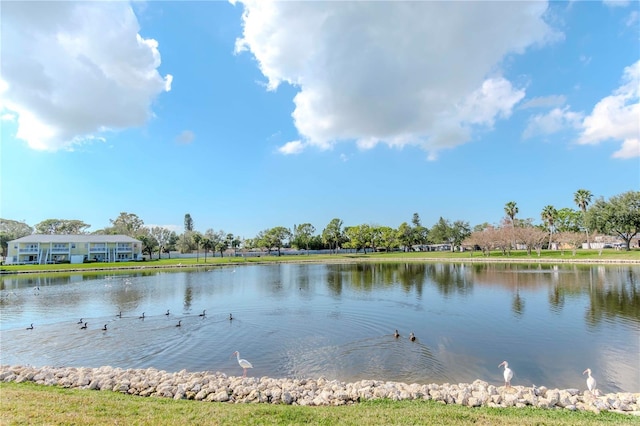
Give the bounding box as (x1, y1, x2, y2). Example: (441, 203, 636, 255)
(10, 234, 141, 244)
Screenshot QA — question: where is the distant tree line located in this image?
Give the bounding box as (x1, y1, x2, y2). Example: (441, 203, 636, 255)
(1, 190, 638, 258)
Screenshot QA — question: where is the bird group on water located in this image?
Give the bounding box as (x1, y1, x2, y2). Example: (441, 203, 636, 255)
(394, 329, 417, 341)
(25, 308, 232, 334)
(20, 316, 598, 391)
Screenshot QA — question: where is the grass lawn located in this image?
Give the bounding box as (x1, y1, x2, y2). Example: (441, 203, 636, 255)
(1, 382, 638, 426)
(1, 248, 639, 275)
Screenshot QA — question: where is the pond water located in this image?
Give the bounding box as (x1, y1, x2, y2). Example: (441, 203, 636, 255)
(1, 262, 638, 393)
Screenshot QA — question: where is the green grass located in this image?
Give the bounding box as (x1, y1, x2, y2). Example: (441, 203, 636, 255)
(1, 382, 638, 426)
(1, 248, 638, 275)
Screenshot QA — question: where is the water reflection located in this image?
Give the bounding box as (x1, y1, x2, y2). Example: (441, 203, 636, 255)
(1, 263, 638, 392)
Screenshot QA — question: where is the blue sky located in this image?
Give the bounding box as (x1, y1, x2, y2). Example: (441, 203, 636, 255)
(1, 0, 639, 239)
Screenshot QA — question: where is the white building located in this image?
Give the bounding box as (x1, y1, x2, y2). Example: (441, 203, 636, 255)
(5, 234, 143, 265)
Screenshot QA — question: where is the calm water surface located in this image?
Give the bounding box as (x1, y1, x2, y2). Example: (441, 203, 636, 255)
(1, 263, 638, 392)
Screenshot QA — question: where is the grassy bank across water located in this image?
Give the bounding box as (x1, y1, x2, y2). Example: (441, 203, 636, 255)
(1, 382, 637, 426)
(2, 249, 639, 275)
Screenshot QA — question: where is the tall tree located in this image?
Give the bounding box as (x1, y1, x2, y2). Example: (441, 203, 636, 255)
(109, 212, 144, 237)
(292, 223, 316, 253)
(555, 208, 582, 233)
(428, 217, 451, 246)
(343, 224, 372, 254)
(34, 219, 90, 235)
(587, 190, 640, 251)
(396, 222, 413, 251)
(201, 237, 212, 262)
(322, 218, 344, 254)
(136, 229, 157, 258)
(165, 231, 179, 258)
(411, 213, 428, 247)
(377, 226, 399, 252)
(541, 205, 558, 250)
(204, 229, 225, 257)
(0, 219, 32, 257)
(270, 226, 292, 256)
(230, 235, 242, 256)
(449, 220, 471, 252)
(411, 213, 422, 228)
(515, 225, 548, 256)
(504, 201, 519, 249)
(504, 201, 519, 226)
(192, 232, 202, 262)
(184, 214, 194, 232)
(574, 189, 593, 248)
(150, 226, 173, 260)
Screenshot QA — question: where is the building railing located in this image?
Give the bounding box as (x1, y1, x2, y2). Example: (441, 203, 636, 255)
(18, 248, 39, 253)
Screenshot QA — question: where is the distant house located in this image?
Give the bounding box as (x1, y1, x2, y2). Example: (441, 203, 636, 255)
(5, 234, 143, 265)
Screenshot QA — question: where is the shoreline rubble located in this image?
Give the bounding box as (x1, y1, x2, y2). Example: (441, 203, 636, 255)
(2, 364, 638, 415)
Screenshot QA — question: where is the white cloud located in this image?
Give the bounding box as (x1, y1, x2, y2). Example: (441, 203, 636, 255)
(520, 95, 567, 110)
(578, 60, 640, 158)
(626, 10, 639, 27)
(176, 130, 195, 144)
(0, 2, 172, 151)
(233, 1, 558, 158)
(523, 106, 583, 139)
(612, 138, 640, 159)
(602, 0, 630, 7)
(278, 140, 305, 155)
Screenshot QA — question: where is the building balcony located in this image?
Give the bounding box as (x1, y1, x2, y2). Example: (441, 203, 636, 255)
(18, 248, 39, 253)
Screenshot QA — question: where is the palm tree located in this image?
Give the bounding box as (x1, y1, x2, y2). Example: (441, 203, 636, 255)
(201, 237, 212, 263)
(541, 205, 558, 250)
(504, 201, 519, 249)
(574, 189, 593, 249)
(192, 232, 202, 263)
(504, 201, 519, 226)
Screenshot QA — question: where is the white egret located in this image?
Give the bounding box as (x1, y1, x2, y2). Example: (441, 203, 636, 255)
(499, 361, 513, 388)
(583, 368, 597, 395)
(232, 351, 253, 377)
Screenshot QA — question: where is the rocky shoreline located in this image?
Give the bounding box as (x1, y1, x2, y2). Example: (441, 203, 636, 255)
(2, 364, 638, 415)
